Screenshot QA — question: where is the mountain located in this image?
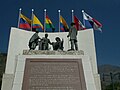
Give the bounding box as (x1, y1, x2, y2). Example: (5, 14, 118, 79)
(98, 64, 120, 81)
(98, 64, 120, 74)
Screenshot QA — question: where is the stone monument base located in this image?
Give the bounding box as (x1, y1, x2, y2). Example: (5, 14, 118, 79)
(1, 28, 101, 90)
(2, 50, 99, 90)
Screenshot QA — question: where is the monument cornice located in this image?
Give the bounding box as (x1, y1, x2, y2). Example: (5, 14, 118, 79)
(23, 50, 84, 55)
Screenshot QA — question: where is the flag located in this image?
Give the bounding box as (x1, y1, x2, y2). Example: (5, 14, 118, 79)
(74, 15, 85, 30)
(32, 14, 43, 30)
(19, 14, 31, 30)
(83, 12, 93, 28)
(60, 15, 69, 32)
(83, 11, 102, 31)
(45, 15, 55, 32)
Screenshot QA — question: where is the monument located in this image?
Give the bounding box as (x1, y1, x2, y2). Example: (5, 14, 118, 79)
(1, 27, 101, 90)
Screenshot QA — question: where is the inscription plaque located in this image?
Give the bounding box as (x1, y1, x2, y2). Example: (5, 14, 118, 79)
(22, 59, 86, 90)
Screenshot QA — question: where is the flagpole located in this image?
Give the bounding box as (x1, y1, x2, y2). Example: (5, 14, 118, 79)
(31, 9, 34, 31)
(58, 10, 61, 32)
(17, 8, 22, 28)
(71, 10, 74, 22)
(44, 9, 46, 33)
(82, 10, 85, 26)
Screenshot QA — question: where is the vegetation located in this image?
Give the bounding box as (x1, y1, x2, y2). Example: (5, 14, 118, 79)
(99, 65, 120, 90)
(101, 82, 120, 90)
(0, 53, 7, 89)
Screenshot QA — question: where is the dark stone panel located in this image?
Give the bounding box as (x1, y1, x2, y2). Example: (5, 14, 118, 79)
(22, 58, 86, 90)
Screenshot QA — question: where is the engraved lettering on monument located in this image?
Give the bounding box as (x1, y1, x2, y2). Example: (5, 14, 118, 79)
(22, 59, 86, 90)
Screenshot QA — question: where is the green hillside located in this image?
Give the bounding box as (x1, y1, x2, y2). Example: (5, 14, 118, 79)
(0, 53, 7, 89)
(99, 65, 120, 90)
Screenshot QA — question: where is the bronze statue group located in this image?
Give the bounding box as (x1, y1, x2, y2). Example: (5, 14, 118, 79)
(28, 22, 78, 51)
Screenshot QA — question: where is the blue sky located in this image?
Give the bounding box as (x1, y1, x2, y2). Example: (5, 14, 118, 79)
(0, 0, 120, 66)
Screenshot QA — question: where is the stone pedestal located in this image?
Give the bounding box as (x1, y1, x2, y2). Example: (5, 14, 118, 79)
(1, 74, 14, 90)
(1, 28, 101, 90)
(6, 50, 96, 90)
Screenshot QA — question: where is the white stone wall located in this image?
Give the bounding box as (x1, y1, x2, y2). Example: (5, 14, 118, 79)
(1, 74, 14, 90)
(12, 55, 96, 90)
(1, 27, 101, 90)
(5, 27, 98, 75)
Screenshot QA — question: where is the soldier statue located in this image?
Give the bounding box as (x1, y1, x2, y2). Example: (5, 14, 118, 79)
(28, 30, 40, 50)
(39, 33, 52, 50)
(52, 37, 64, 51)
(67, 22, 78, 51)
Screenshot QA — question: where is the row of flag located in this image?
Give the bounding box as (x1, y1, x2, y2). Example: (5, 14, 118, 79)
(18, 9, 102, 32)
